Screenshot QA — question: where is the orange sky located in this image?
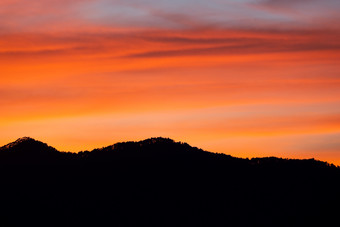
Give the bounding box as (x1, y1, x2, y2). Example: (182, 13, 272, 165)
(1, 0, 340, 165)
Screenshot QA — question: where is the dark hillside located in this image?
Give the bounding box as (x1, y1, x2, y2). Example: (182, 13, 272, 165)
(0, 137, 339, 226)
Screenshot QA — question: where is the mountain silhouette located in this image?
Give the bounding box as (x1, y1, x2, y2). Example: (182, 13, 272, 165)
(0, 137, 59, 153)
(0, 137, 63, 164)
(0, 137, 339, 227)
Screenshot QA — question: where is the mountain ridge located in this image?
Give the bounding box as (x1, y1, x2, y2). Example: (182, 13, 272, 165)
(0, 137, 58, 152)
(0, 136, 337, 168)
(0, 136, 339, 226)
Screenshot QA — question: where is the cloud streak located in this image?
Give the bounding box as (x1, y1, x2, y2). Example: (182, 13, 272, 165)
(1, 26, 339, 61)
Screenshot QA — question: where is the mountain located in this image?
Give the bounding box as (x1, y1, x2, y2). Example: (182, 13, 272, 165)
(0, 137, 59, 153)
(0, 137, 339, 227)
(0, 137, 334, 168)
(0, 137, 63, 164)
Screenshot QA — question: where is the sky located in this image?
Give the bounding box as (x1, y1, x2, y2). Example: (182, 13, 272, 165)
(1, 0, 340, 164)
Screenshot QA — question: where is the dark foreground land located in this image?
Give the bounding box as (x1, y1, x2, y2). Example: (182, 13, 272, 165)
(0, 137, 339, 227)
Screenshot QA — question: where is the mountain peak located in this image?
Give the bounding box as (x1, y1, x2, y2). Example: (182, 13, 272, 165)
(3, 137, 41, 148)
(0, 137, 59, 154)
(14, 137, 36, 143)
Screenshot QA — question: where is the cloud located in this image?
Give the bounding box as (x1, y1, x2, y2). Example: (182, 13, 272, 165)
(1, 26, 339, 62)
(260, 0, 340, 7)
(123, 38, 340, 59)
(1, 0, 339, 33)
(255, 0, 340, 20)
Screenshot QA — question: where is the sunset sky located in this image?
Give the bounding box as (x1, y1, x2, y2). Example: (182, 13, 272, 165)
(1, 0, 340, 164)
